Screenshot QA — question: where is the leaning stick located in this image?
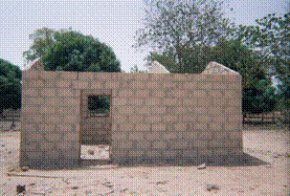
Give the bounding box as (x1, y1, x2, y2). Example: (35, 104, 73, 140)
(6, 172, 63, 179)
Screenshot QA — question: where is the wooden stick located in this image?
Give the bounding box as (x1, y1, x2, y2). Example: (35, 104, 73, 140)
(7, 172, 63, 179)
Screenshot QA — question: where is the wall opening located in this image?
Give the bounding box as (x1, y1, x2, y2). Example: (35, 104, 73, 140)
(80, 91, 112, 162)
(87, 95, 110, 117)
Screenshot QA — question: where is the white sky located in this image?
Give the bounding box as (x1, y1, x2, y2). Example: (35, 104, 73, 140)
(0, 0, 289, 72)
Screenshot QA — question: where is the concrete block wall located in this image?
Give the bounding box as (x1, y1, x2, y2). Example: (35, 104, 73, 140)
(20, 71, 81, 168)
(21, 68, 243, 168)
(110, 73, 242, 164)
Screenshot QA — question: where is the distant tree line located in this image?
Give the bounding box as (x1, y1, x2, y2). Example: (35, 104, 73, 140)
(0, 59, 21, 114)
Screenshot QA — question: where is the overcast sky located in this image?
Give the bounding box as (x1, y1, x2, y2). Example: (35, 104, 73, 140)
(0, 0, 289, 71)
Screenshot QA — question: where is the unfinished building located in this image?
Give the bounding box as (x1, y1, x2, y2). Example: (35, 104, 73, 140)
(20, 60, 243, 168)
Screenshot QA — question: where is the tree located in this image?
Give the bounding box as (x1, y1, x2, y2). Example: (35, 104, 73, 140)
(23, 27, 55, 63)
(135, 0, 234, 72)
(243, 80, 277, 114)
(238, 13, 290, 111)
(24, 28, 121, 72)
(0, 59, 22, 114)
(130, 65, 147, 73)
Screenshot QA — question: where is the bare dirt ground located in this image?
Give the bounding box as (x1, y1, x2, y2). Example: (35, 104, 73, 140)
(0, 128, 289, 196)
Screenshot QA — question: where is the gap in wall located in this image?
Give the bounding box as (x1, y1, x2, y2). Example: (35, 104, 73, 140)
(80, 94, 112, 162)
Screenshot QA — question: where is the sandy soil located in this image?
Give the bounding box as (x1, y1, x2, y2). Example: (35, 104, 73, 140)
(0, 129, 289, 196)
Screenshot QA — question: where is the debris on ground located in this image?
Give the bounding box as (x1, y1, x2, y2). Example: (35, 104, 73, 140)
(120, 188, 128, 193)
(21, 166, 29, 172)
(206, 184, 220, 191)
(197, 163, 206, 170)
(102, 181, 113, 188)
(156, 181, 168, 185)
(88, 149, 95, 155)
(16, 184, 26, 194)
(71, 186, 79, 190)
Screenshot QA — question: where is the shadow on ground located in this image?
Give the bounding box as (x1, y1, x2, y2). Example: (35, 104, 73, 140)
(80, 152, 268, 169)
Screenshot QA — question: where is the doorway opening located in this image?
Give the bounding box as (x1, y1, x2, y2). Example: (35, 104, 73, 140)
(80, 92, 112, 163)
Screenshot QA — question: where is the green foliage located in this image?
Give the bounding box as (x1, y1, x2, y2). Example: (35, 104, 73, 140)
(23, 27, 55, 62)
(239, 13, 290, 110)
(135, 0, 234, 72)
(24, 28, 121, 72)
(0, 59, 22, 113)
(130, 65, 147, 73)
(88, 96, 110, 114)
(243, 80, 277, 113)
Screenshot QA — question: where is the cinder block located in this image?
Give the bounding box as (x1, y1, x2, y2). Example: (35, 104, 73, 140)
(113, 132, 128, 140)
(135, 123, 151, 131)
(174, 123, 187, 131)
(163, 115, 179, 123)
(135, 89, 150, 97)
(145, 98, 160, 106)
(26, 132, 44, 143)
(112, 150, 128, 159)
(183, 150, 198, 158)
(183, 98, 198, 106)
(152, 123, 166, 131)
(153, 141, 167, 149)
(150, 89, 166, 97)
(59, 72, 77, 80)
(118, 106, 135, 114)
(24, 115, 43, 123)
(193, 122, 207, 131)
(63, 132, 79, 143)
(55, 80, 71, 88)
(208, 121, 223, 131)
(40, 105, 56, 114)
(113, 98, 127, 106)
(40, 88, 57, 97)
(135, 140, 151, 149)
(144, 115, 162, 123)
(25, 151, 44, 160)
(128, 150, 145, 157)
(23, 71, 40, 80)
(78, 72, 95, 81)
(117, 89, 134, 97)
(162, 150, 178, 159)
(183, 82, 198, 89)
(144, 132, 160, 141)
(72, 81, 89, 89)
(24, 88, 40, 97)
(90, 82, 104, 89)
(114, 140, 133, 149)
(224, 121, 240, 131)
(113, 115, 129, 123)
(181, 132, 198, 141)
(43, 132, 63, 143)
(182, 114, 197, 122)
(163, 98, 177, 106)
(44, 115, 63, 124)
(198, 132, 212, 141)
(128, 132, 145, 141)
(146, 81, 160, 89)
(162, 132, 178, 140)
(137, 106, 150, 114)
(146, 150, 161, 158)
(56, 88, 75, 97)
(197, 115, 210, 123)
